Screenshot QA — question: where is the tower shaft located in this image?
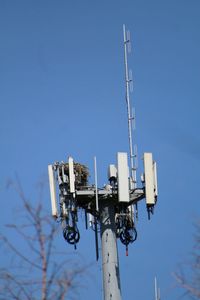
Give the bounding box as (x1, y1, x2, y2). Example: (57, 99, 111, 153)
(100, 199, 122, 300)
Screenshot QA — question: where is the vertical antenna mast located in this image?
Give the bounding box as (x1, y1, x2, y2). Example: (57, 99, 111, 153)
(155, 277, 158, 300)
(123, 24, 137, 189)
(154, 277, 161, 300)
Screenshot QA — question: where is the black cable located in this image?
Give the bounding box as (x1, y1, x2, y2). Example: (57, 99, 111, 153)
(63, 226, 80, 245)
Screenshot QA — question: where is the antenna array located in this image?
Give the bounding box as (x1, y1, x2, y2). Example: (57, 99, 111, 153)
(47, 25, 158, 300)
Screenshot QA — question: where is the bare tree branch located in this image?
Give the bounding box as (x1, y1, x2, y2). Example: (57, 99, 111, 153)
(0, 179, 87, 300)
(0, 235, 42, 270)
(174, 220, 200, 299)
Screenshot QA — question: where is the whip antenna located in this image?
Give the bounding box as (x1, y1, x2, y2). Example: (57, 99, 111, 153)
(123, 24, 137, 189)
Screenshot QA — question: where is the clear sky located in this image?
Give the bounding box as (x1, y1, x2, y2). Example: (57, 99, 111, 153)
(0, 0, 200, 299)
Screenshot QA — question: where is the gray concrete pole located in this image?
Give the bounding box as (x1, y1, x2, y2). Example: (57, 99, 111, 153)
(100, 199, 122, 300)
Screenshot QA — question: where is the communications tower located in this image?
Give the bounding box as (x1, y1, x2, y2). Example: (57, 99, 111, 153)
(48, 25, 158, 300)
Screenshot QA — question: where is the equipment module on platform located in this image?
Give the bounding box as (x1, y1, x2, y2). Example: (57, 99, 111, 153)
(48, 152, 158, 255)
(48, 24, 158, 300)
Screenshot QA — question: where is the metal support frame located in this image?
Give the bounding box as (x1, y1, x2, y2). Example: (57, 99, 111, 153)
(48, 155, 156, 300)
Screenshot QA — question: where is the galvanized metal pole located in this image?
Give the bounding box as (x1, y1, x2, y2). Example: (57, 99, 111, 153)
(100, 199, 122, 300)
(155, 277, 158, 300)
(154, 277, 161, 300)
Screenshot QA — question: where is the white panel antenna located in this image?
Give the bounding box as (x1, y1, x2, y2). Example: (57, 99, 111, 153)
(108, 164, 117, 180)
(131, 107, 136, 130)
(62, 201, 68, 217)
(133, 144, 138, 169)
(94, 156, 99, 211)
(57, 167, 63, 185)
(117, 152, 130, 203)
(88, 213, 94, 227)
(126, 30, 131, 53)
(48, 165, 58, 218)
(129, 69, 133, 92)
(153, 161, 158, 197)
(68, 156, 75, 193)
(61, 165, 67, 183)
(143, 153, 156, 205)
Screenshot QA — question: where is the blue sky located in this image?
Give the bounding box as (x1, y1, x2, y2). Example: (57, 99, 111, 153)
(0, 1, 200, 299)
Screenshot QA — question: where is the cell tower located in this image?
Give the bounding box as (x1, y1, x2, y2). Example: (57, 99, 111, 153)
(48, 25, 158, 300)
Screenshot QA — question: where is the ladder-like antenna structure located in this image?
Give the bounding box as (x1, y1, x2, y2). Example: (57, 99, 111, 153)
(123, 24, 137, 189)
(47, 25, 159, 300)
